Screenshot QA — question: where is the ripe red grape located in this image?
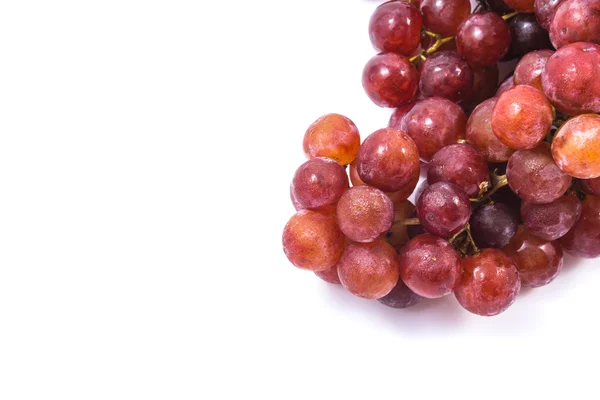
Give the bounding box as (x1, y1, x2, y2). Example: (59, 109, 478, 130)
(541, 42, 600, 116)
(552, 114, 600, 179)
(362, 52, 419, 108)
(369, 1, 423, 55)
(461, 64, 499, 114)
(503, 225, 564, 287)
(496, 75, 515, 96)
(420, 0, 471, 37)
(513, 50, 554, 92)
(291, 157, 349, 210)
(466, 98, 515, 163)
(521, 194, 582, 241)
(388, 101, 417, 129)
(535, 0, 564, 30)
(356, 128, 420, 192)
(290, 184, 303, 211)
(455, 248, 521, 316)
(399, 97, 466, 161)
(580, 177, 600, 196)
(491, 85, 553, 150)
(456, 12, 512, 67)
(418, 51, 474, 103)
(561, 195, 600, 258)
(399, 234, 462, 298)
(337, 240, 400, 299)
(282, 210, 345, 271)
(427, 143, 490, 198)
(506, 143, 572, 204)
(504, 0, 535, 11)
(336, 185, 394, 243)
(549, 0, 600, 49)
(377, 278, 424, 308)
(470, 203, 519, 248)
(303, 114, 361, 166)
(417, 182, 471, 237)
(504, 14, 553, 61)
(315, 265, 341, 284)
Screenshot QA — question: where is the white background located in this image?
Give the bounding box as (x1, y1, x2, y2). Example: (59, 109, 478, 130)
(0, 0, 598, 399)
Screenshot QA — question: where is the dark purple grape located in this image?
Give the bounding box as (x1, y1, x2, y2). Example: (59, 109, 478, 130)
(561, 195, 600, 258)
(470, 203, 519, 248)
(488, 0, 514, 13)
(291, 158, 349, 210)
(418, 51, 474, 103)
(456, 12, 512, 67)
(491, 185, 523, 213)
(521, 194, 582, 241)
(503, 14, 552, 61)
(416, 182, 471, 237)
(377, 278, 424, 308)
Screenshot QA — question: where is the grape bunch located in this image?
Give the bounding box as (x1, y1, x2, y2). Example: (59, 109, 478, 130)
(282, 0, 600, 317)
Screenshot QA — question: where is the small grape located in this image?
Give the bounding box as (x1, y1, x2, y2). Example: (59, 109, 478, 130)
(420, 0, 471, 37)
(282, 210, 345, 271)
(399, 234, 462, 298)
(418, 51, 474, 103)
(336, 185, 394, 243)
(470, 203, 519, 249)
(337, 240, 400, 299)
(377, 278, 424, 308)
(552, 114, 600, 179)
(513, 50, 554, 92)
(456, 12, 512, 67)
(504, 14, 552, 61)
(466, 98, 515, 163)
(549, 0, 600, 49)
(314, 265, 341, 284)
(362, 52, 419, 108)
(561, 195, 600, 258)
(417, 182, 471, 237)
(291, 157, 349, 210)
(521, 194, 582, 241)
(303, 114, 361, 166)
(455, 249, 521, 316)
(369, 1, 423, 55)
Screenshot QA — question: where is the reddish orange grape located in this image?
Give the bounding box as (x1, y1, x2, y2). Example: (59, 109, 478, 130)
(303, 114, 361, 166)
(552, 114, 600, 179)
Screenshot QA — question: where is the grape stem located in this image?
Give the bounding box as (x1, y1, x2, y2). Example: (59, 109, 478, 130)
(449, 224, 480, 256)
(502, 11, 519, 20)
(470, 171, 508, 204)
(402, 218, 421, 226)
(410, 31, 454, 64)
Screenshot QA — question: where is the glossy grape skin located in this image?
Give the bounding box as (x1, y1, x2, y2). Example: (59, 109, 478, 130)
(552, 114, 600, 179)
(535, 0, 564, 30)
(369, 1, 423, 55)
(399, 97, 466, 161)
(377, 278, 424, 308)
(455, 248, 521, 317)
(417, 182, 471, 237)
(504, 14, 552, 61)
(461, 65, 499, 114)
(561, 195, 600, 258)
(290, 184, 303, 211)
(541, 42, 600, 116)
(427, 144, 490, 198)
(388, 101, 417, 129)
(337, 240, 400, 299)
(291, 158, 349, 210)
(496, 75, 515, 96)
(363, 52, 419, 108)
(507, 143, 572, 204)
(336, 185, 394, 243)
(521, 194, 582, 241)
(513, 50, 554, 92)
(282, 210, 345, 271)
(356, 128, 420, 192)
(491, 85, 553, 150)
(386, 200, 415, 252)
(470, 203, 519, 248)
(503, 225, 564, 287)
(314, 265, 341, 284)
(549, 0, 600, 49)
(466, 98, 515, 163)
(420, 0, 471, 37)
(418, 51, 474, 103)
(303, 114, 361, 166)
(456, 12, 512, 67)
(504, 0, 535, 11)
(580, 177, 600, 195)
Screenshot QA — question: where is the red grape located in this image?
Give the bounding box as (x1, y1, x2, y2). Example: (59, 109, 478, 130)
(418, 51, 474, 103)
(356, 128, 420, 192)
(506, 143, 572, 204)
(552, 114, 600, 179)
(549, 0, 600, 49)
(337, 240, 400, 299)
(291, 157, 349, 210)
(535, 0, 564, 30)
(521, 194, 582, 241)
(417, 182, 471, 237)
(513, 50, 554, 92)
(369, 1, 423, 55)
(420, 0, 471, 37)
(541, 42, 600, 116)
(400, 97, 466, 161)
(303, 114, 361, 166)
(362, 52, 419, 108)
(561, 195, 600, 258)
(282, 210, 345, 271)
(491, 85, 553, 150)
(580, 177, 600, 196)
(315, 265, 341, 284)
(377, 278, 424, 308)
(399, 234, 462, 298)
(388, 101, 417, 129)
(496, 75, 515, 96)
(503, 225, 564, 287)
(427, 143, 490, 198)
(455, 248, 521, 316)
(456, 12, 512, 67)
(504, 0, 535, 11)
(290, 184, 303, 211)
(504, 14, 553, 61)
(336, 185, 394, 243)
(470, 203, 519, 248)
(466, 98, 515, 163)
